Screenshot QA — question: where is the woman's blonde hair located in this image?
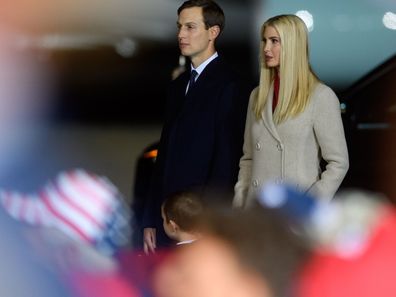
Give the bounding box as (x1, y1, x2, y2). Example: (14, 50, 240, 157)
(253, 14, 319, 124)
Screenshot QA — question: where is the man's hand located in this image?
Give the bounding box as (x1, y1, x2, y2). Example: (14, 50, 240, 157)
(143, 228, 157, 254)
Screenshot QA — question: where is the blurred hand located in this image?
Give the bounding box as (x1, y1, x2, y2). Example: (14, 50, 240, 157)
(143, 228, 157, 254)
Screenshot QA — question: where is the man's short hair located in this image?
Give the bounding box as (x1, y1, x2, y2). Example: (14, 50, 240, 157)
(162, 191, 205, 232)
(177, 0, 225, 32)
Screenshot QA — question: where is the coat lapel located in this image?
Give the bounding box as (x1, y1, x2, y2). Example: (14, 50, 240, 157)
(261, 83, 281, 142)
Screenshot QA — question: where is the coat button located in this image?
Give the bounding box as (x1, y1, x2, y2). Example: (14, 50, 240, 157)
(252, 179, 259, 187)
(255, 142, 261, 151)
(277, 143, 283, 151)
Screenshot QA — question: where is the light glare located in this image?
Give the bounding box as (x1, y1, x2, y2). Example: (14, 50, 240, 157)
(383, 12, 396, 30)
(296, 10, 314, 32)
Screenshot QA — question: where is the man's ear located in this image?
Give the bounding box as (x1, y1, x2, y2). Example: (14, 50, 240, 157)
(209, 25, 220, 41)
(169, 220, 179, 232)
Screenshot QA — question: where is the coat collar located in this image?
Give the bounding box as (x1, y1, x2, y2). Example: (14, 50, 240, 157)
(184, 56, 222, 98)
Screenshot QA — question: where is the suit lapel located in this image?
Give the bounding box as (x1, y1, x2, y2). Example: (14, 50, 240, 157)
(190, 57, 221, 92)
(167, 72, 190, 121)
(183, 57, 221, 103)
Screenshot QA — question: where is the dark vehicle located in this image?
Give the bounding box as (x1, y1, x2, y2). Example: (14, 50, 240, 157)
(340, 54, 396, 202)
(131, 141, 159, 248)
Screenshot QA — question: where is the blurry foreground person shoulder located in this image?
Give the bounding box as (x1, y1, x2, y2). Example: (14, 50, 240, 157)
(0, 207, 71, 297)
(234, 14, 348, 208)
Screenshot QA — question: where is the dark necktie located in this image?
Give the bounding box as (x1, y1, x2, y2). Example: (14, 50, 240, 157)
(187, 70, 198, 94)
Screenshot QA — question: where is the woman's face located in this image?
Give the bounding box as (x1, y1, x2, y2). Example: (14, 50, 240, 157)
(263, 25, 281, 68)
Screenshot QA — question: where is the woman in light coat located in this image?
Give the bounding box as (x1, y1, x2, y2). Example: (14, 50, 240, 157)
(233, 14, 349, 208)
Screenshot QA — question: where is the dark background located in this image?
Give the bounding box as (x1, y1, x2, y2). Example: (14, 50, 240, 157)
(53, 41, 256, 124)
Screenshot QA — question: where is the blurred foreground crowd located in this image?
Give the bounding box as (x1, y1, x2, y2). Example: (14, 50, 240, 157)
(1, 169, 396, 297)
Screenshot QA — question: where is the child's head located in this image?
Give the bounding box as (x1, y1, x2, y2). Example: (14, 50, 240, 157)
(161, 191, 204, 242)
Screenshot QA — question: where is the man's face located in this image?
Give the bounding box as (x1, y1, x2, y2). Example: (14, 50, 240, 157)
(177, 7, 215, 67)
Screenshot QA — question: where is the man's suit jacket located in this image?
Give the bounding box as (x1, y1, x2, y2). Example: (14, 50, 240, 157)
(143, 56, 249, 230)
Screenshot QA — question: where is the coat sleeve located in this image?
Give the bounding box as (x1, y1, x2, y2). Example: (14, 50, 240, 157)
(309, 86, 349, 199)
(141, 127, 167, 228)
(141, 83, 177, 228)
(206, 79, 249, 198)
(233, 88, 257, 208)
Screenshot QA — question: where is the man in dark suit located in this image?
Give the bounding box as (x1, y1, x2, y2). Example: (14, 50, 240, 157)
(142, 0, 249, 253)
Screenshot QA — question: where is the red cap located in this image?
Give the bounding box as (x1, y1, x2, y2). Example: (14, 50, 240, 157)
(296, 207, 396, 297)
